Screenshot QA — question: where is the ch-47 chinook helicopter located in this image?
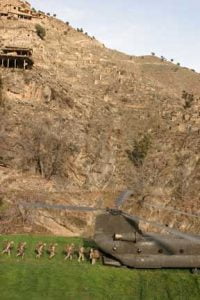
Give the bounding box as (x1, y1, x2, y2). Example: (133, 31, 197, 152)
(22, 190, 200, 272)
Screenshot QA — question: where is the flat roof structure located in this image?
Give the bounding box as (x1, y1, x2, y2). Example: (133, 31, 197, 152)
(2, 47, 33, 56)
(0, 1, 46, 20)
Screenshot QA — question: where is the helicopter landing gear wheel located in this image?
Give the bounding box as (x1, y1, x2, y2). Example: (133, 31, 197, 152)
(191, 268, 200, 274)
(103, 256, 122, 267)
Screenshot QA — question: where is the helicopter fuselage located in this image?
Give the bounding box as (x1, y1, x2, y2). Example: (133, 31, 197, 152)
(94, 212, 200, 268)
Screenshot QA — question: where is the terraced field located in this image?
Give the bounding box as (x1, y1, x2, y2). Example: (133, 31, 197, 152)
(0, 235, 199, 300)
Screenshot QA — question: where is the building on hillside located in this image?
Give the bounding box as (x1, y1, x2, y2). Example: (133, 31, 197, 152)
(0, 0, 46, 20)
(0, 46, 34, 69)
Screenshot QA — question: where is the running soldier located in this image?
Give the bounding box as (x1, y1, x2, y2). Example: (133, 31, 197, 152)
(64, 243, 74, 260)
(89, 248, 101, 265)
(78, 246, 85, 263)
(16, 242, 27, 259)
(2, 241, 14, 256)
(35, 242, 46, 258)
(48, 243, 58, 259)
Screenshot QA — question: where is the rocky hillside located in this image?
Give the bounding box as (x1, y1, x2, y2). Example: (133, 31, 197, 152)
(0, 4, 199, 236)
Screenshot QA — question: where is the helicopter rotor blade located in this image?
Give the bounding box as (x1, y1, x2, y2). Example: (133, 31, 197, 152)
(20, 201, 105, 212)
(138, 197, 200, 219)
(144, 202, 200, 218)
(123, 212, 200, 245)
(115, 190, 134, 208)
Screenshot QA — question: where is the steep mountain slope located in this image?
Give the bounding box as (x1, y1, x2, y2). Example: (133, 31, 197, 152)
(0, 4, 199, 235)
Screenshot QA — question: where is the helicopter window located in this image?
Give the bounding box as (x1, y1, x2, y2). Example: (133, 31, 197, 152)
(137, 248, 142, 254)
(179, 249, 184, 254)
(158, 249, 163, 254)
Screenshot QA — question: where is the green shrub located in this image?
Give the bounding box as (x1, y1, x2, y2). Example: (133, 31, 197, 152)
(77, 28, 83, 33)
(35, 24, 46, 40)
(182, 90, 194, 109)
(127, 135, 151, 167)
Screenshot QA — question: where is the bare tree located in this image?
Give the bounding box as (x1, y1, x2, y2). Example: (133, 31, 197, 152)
(17, 117, 70, 179)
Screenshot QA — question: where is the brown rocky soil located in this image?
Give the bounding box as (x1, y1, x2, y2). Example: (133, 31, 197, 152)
(0, 1, 199, 236)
